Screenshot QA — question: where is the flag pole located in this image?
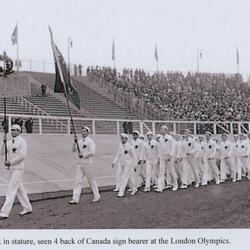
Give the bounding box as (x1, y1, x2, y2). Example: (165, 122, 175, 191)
(3, 97, 7, 161)
(16, 23, 19, 71)
(64, 81, 81, 153)
(236, 47, 239, 74)
(196, 49, 200, 73)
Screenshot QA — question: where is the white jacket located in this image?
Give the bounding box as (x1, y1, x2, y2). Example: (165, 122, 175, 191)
(181, 137, 197, 159)
(75, 136, 96, 164)
(204, 139, 217, 159)
(158, 134, 175, 158)
(238, 139, 249, 157)
(1, 135, 27, 170)
(219, 140, 233, 159)
(144, 139, 160, 161)
(113, 142, 136, 166)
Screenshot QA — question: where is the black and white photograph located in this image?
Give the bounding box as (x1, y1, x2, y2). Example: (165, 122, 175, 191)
(0, 0, 250, 249)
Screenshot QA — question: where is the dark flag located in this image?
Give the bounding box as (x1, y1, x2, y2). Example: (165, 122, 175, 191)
(49, 27, 80, 109)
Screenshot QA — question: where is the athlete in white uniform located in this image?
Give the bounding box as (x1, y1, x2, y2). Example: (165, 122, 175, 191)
(232, 135, 241, 180)
(219, 133, 236, 183)
(0, 124, 32, 220)
(131, 130, 145, 188)
(180, 129, 200, 188)
(197, 135, 207, 186)
(112, 133, 137, 197)
(143, 131, 160, 192)
(238, 134, 249, 180)
(156, 126, 177, 192)
(69, 126, 100, 204)
(204, 131, 220, 185)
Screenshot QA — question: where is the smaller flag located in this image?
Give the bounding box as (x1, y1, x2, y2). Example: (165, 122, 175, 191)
(70, 40, 73, 48)
(236, 47, 239, 65)
(200, 51, 202, 59)
(154, 44, 158, 62)
(11, 25, 18, 45)
(112, 39, 115, 61)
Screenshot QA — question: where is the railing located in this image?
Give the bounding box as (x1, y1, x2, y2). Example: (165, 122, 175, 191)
(0, 113, 249, 136)
(11, 97, 68, 133)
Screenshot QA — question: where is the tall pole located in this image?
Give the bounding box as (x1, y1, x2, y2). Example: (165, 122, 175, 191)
(16, 23, 19, 71)
(67, 37, 72, 74)
(3, 97, 7, 161)
(196, 49, 200, 73)
(236, 47, 239, 74)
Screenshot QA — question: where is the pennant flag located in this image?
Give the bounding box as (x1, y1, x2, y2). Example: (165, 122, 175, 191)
(70, 40, 73, 48)
(49, 26, 80, 109)
(200, 51, 202, 59)
(11, 25, 18, 45)
(154, 44, 158, 62)
(236, 47, 239, 65)
(112, 39, 115, 61)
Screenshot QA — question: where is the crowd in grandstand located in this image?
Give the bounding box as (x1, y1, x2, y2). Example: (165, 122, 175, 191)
(86, 66, 250, 121)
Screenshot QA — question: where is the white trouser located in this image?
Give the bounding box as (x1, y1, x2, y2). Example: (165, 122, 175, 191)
(135, 163, 145, 187)
(145, 159, 158, 189)
(118, 163, 137, 196)
(73, 163, 100, 202)
(182, 158, 200, 185)
(174, 159, 182, 180)
(206, 159, 219, 183)
(235, 156, 242, 180)
(221, 157, 236, 181)
(240, 156, 248, 177)
(197, 157, 207, 185)
(1, 169, 32, 217)
(157, 158, 177, 191)
(115, 163, 123, 190)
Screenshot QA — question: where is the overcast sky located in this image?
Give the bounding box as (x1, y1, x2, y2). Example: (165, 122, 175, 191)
(1, 0, 250, 75)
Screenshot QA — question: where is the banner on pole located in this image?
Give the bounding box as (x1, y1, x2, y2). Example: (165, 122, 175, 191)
(0, 74, 31, 97)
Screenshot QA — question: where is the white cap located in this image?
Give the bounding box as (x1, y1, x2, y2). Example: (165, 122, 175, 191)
(139, 134, 145, 139)
(161, 125, 168, 131)
(184, 129, 191, 133)
(120, 133, 128, 138)
(147, 131, 153, 135)
(11, 124, 21, 132)
(133, 130, 140, 135)
(82, 126, 90, 133)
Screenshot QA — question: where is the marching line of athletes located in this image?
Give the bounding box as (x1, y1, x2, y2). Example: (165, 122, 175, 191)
(111, 125, 250, 197)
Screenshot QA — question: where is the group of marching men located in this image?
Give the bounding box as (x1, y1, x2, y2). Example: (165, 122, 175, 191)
(111, 125, 250, 197)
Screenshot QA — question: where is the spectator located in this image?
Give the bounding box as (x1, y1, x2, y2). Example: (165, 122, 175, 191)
(122, 121, 129, 134)
(78, 64, 82, 77)
(25, 118, 33, 133)
(41, 83, 47, 96)
(74, 64, 78, 77)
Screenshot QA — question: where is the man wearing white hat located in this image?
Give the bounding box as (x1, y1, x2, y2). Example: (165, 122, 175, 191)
(143, 131, 160, 192)
(0, 124, 32, 220)
(204, 131, 220, 185)
(112, 133, 137, 197)
(219, 133, 236, 182)
(238, 134, 248, 180)
(156, 125, 178, 192)
(180, 129, 200, 188)
(68, 126, 100, 204)
(131, 130, 145, 188)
